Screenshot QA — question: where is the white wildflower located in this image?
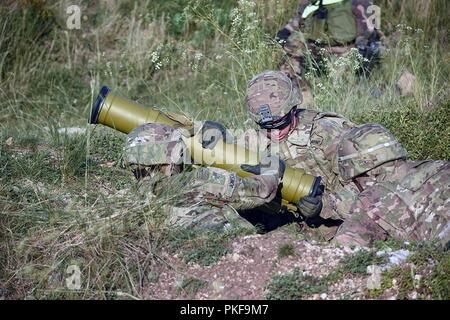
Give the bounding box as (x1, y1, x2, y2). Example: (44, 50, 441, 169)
(150, 51, 159, 64)
(194, 52, 203, 61)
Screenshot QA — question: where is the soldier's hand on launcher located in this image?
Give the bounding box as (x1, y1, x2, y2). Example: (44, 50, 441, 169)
(240, 155, 286, 178)
(297, 185, 324, 219)
(199, 120, 234, 149)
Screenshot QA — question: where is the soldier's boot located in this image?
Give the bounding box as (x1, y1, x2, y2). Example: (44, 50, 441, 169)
(191, 210, 231, 231)
(222, 206, 257, 233)
(168, 208, 229, 231)
(303, 216, 342, 242)
(279, 29, 308, 84)
(181, 207, 256, 233)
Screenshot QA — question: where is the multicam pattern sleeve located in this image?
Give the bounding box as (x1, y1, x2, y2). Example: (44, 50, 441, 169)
(309, 113, 356, 187)
(186, 167, 280, 210)
(320, 183, 360, 220)
(280, 111, 355, 192)
(333, 160, 450, 247)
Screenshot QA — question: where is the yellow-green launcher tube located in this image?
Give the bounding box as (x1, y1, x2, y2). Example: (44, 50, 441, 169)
(89, 86, 322, 203)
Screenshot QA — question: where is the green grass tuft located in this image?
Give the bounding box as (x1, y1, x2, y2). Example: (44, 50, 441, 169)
(340, 249, 387, 275)
(265, 268, 328, 300)
(168, 228, 249, 266)
(277, 243, 296, 259)
(176, 276, 207, 298)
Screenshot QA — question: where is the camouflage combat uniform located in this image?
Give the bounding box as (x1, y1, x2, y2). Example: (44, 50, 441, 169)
(124, 123, 281, 232)
(274, 110, 355, 191)
(319, 123, 450, 247)
(278, 0, 384, 85)
(245, 70, 355, 192)
(244, 72, 449, 246)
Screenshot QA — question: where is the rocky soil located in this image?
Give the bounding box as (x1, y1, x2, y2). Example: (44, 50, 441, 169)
(143, 229, 418, 300)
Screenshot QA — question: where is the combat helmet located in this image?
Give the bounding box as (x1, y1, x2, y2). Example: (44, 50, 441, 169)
(245, 70, 303, 128)
(123, 123, 185, 167)
(337, 123, 408, 180)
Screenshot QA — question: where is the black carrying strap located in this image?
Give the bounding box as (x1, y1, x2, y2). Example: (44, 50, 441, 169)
(309, 176, 323, 197)
(314, 0, 328, 19)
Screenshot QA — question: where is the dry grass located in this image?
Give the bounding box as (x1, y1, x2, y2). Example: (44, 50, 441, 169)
(0, 0, 448, 299)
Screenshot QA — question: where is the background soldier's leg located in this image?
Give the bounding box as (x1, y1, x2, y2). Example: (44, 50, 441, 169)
(279, 31, 308, 86)
(278, 55, 304, 88)
(279, 54, 315, 106)
(279, 34, 320, 106)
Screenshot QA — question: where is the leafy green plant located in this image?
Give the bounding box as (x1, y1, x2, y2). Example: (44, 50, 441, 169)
(176, 276, 206, 298)
(265, 268, 328, 300)
(277, 243, 296, 259)
(340, 249, 387, 275)
(168, 228, 232, 266)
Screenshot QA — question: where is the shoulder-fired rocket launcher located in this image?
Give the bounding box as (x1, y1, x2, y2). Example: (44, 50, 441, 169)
(89, 86, 322, 203)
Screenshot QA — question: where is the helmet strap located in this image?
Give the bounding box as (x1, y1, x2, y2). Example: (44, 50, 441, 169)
(258, 104, 274, 124)
(294, 107, 305, 116)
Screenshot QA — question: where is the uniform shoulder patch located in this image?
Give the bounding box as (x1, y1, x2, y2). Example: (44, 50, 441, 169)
(195, 167, 237, 199)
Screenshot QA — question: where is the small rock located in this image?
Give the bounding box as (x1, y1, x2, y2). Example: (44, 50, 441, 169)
(382, 249, 411, 269)
(5, 137, 13, 146)
(320, 293, 327, 300)
(376, 250, 386, 257)
(231, 253, 241, 262)
(414, 275, 422, 289)
(396, 71, 416, 96)
(370, 87, 382, 98)
(100, 161, 116, 168)
(317, 256, 324, 264)
(211, 280, 225, 293)
(366, 265, 382, 290)
(343, 246, 355, 254)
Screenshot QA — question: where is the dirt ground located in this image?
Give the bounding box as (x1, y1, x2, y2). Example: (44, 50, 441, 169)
(144, 229, 405, 300)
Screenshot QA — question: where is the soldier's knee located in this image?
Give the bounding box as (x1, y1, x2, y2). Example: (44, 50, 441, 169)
(332, 233, 370, 249)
